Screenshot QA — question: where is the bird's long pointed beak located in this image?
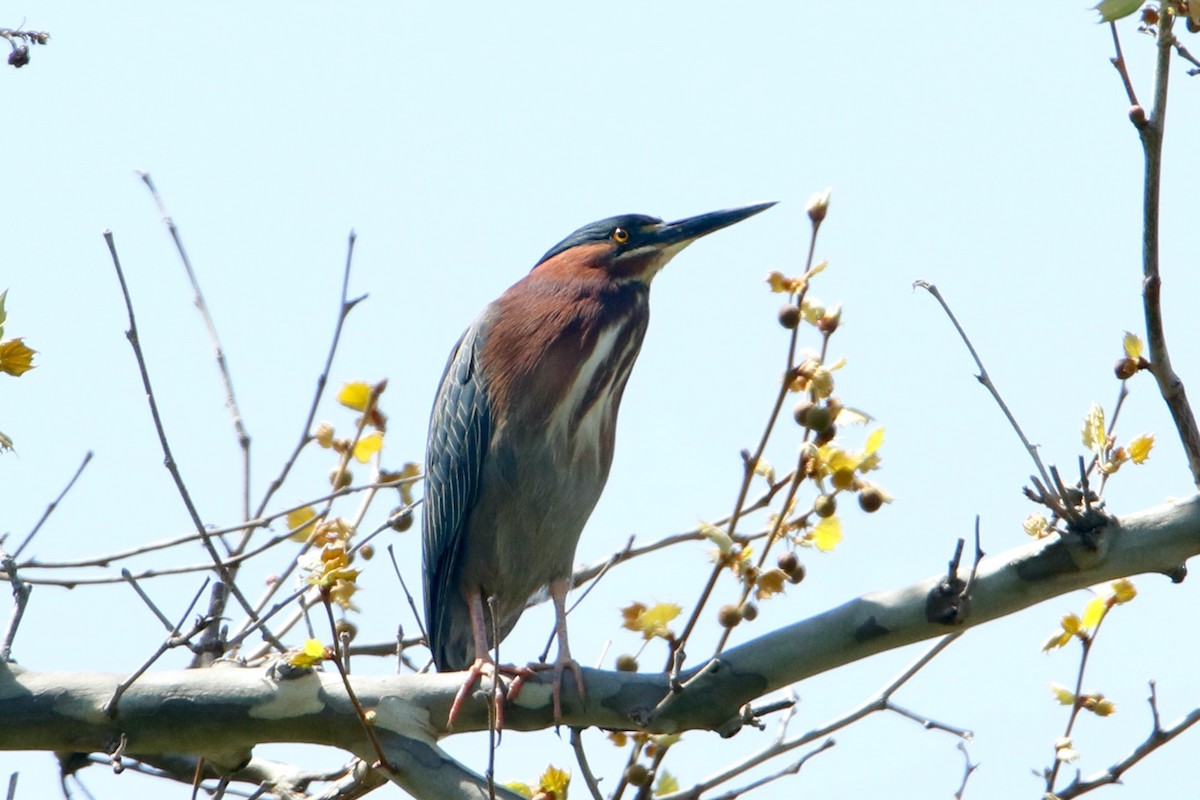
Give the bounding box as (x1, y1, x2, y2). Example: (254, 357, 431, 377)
(650, 201, 777, 248)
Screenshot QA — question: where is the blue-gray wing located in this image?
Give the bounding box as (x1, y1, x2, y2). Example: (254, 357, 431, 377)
(422, 320, 491, 671)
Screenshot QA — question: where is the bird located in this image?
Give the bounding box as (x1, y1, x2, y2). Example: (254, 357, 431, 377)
(422, 201, 775, 725)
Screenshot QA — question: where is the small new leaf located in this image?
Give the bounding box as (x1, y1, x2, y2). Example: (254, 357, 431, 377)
(288, 638, 328, 669)
(1128, 434, 1154, 464)
(337, 381, 373, 412)
(0, 339, 37, 376)
(1081, 595, 1108, 630)
(1095, 0, 1144, 22)
(1050, 683, 1076, 706)
(699, 521, 734, 555)
(1081, 404, 1106, 454)
(621, 602, 681, 640)
(536, 765, 570, 800)
(812, 515, 842, 552)
(1123, 331, 1143, 359)
(353, 431, 384, 463)
(654, 771, 680, 796)
(286, 506, 319, 542)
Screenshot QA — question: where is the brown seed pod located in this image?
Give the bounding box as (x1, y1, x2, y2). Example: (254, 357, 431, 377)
(717, 603, 742, 628)
(814, 493, 837, 518)
(859, 486, 884, 513)
(616, 654, 639, 672)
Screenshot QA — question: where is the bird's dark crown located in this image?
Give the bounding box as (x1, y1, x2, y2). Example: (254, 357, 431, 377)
(535, 214, 662, 267)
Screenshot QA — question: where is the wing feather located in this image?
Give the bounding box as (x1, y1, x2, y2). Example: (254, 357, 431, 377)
(422, 321, 491, 671)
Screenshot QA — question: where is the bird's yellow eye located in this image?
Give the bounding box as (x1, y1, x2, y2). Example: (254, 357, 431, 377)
(612, 227, 630, 244)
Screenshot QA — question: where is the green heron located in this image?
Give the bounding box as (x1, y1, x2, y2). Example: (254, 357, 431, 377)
(423, 201, 775, 724)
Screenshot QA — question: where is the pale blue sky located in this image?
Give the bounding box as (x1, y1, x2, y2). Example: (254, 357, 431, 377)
(5, 3, 1200, 798)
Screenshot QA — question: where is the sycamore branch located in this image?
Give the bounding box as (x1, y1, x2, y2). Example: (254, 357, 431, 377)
(3, 496, 1200, 799)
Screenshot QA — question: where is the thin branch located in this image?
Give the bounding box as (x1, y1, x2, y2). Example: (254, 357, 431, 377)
(1132, 11, 1200, 487)
(101, 230, 284, 653)
(104, 579, 212, 717)
(952, 741, 978, 800)
(0, 554, 31, 663)
(569, 727, 604, 800)
(11, 451, 92, 560)
(1108, 22, 1140, 109)
(252, 230, 365, 522)
(658, 633, 966, 799)
(915, 280, 1053, 493)
(1054, 683, 1200, 799)
(139, 172, 252, 521)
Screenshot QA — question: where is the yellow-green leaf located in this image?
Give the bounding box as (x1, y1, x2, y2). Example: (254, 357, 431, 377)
(286, 505, 318, 542)
(812, 515, 842, 552)
(864, 427, 885, 455)
(654, 770, 679, 797)
(1023, 513, 1049, 539)
(337, 381, 372, 411)
(537, 765, 570, 799)
(288, 638, 328, 668)
(353, 431, 384, 463)
(1111, 578, 1137, 604)
(1095, 0, 1143, 23)
(834, 406, 873, 426)
(504, 783, 534, 799)
(1123, 331, 1143, 359)
(1128, 433, 1154, 464)
(1082, 595, 1107, 630)
(699, 521, 733, 555)
(1081, 404, 1106, 454)
(1050, 683, 1076, 706)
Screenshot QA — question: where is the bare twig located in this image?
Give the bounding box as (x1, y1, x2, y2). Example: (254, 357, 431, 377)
(952, 741, 978, 800)
(102, 230, 283, 653)
(1108, 22, 1140, 109)
(387, 543, 428, 648)
(139, 173, 252, 521)
(104, 579, 212, 717)
(11, 451, 92, 560)
(1126, 11, 1200, 487)
(0, 554, 31, 662)
(252, 230, 365, 522)
(915, 280, 1054, 494)
(570, 727, 604, 800)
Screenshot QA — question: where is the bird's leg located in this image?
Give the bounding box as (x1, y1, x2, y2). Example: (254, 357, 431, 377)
(544, 577, 585, 722)
(446, 590, 530, 730)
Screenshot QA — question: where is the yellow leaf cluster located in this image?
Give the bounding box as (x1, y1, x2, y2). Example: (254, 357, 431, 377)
(620, 602, 681, 641)
(1043, 580, 1136, 651)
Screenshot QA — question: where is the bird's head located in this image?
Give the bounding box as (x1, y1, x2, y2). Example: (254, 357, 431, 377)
(532, 202, 776, 285)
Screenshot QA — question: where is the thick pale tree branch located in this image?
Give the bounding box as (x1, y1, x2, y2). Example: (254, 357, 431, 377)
(3, 496, 1199, 799)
